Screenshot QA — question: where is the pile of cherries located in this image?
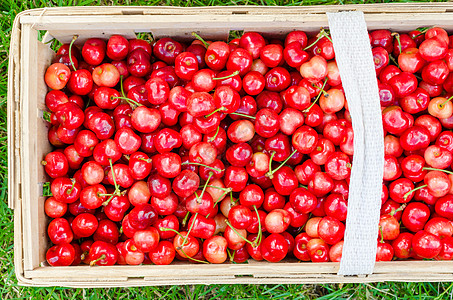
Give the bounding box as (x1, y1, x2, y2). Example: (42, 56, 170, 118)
(42, 26, 453, 267)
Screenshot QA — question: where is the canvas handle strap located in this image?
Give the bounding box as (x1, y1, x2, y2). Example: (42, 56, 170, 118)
(327, 11, 385, 275)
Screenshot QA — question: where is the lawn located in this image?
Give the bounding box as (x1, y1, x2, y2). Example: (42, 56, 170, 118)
(1, 0, 453, 299)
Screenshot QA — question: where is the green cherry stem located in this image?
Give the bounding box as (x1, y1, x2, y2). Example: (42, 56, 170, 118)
(182, 211, 191, 227)
(198, 172, 213, 203)
(267, 151, 276, 178)
(423, 167, 453, 175)
(205, 185, 232, 192)
(191, 32, 209, 48)
(182, 212, 198, 247)
(66, 178, 76, 195)
(120, 75, 126, 98)
(108, 158, 121, 194)
(208, 126, 220, 142)
(379, 226, 384, 244)
(403, 184, 427, 200)
(253, 205, 262, 248)
(68, 35, 78, 72)
(225, 220, 257, 248)
(390, 203, 407, 216)
(303, 78, 328, 113)
(181, 162, 223, 172)
(212, 190, 231, 208)
(159, 227, 185, 239)
(89, 254, 106, 266)
(266, 149, 298, 179)
(213, 70, 240, 80)
(205, 107, 226, 118)
(111, 96, 143, 108)
(229, 112, 256, 120)
(304, 28, 328, 50)
(392, 32, 402, 53)
(439, 95, 453, 108)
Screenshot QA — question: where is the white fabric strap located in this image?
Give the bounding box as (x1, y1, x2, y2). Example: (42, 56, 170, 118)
(327, 11, 384, 275)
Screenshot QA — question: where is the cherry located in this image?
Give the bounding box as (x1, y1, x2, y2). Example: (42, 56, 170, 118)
(104, 194, 130, 222)
(44, 197, 68, 218)
(323, 193, 348, 222)
(425, 217, 453, 239)
(42, 151, 69, 178)
(149, 241, 175, 265)
(48, 218, 74, 244)
(51, 177, 81, 204)
(318, 216, 345, 244)
(88, 241, 118, 266)
(46, 243, 75, 266)
(392, 232, 414, 259)
(265, 209, 291, 234)
(45, 63, 71, 90)
(412, 230, 442, 259)
(71, 213, 98, 238)
(153, 38, 183, 65)
(307, 238, 329, 262)
(261, 233, 288, 263)
(300, 56, 328, 83)
(376, 242, 394, 261)
(127, 49, 152, 77)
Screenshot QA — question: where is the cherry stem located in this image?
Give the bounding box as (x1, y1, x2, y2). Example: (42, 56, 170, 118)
(198, 173, 213, 203)
(159, 227, 185, 239)
(102, 194, 116, 206)
(43, 111, 51, 123)
(205, 107, 226, 118)
(182, 211, 191, 227)
(66, 178, 76, 195)
(182, 212, 198, 247)
(414, 26, 431, 38)
(108, 158, 121, 194)
(213, 70, 240, 80)
(253, 205, 262, 248)
(379, 226, 384, 244)
(138, 157, 152, 163)
(303, 78, 328, 113)
(226, 248, 236, 263)
(392, 32, 402, 53)
(89, 254, 106, 266)
(208, 126, 220, 143)
(299, 184, 308, 189)
(225, 220, 257, 248)
(111, 96, 143, 108)
(191, 32, 209, 48)
(313, 84, 328, 96)
(212, 189, 231, 209)
(229, 112, 256, 120)
(68, 35, 78, 72)
(304, 28, 330, 50)
(180, 247, 210, 264)
(403, 184, 427, 200)
(181, 162, 223, 172)
(120, 75, 126, 98)
(439, 95, 453, 108)
(388, 54, 399, 68)
(205, 185, 232, 192)
(267, 151, 276, 178)
(390, 203, 407, 216)
(423, 167, 453, 175)
(267, 149, 298, 178)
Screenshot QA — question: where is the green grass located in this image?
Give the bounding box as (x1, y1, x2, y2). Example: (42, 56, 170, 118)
(1, 0, 453, 299)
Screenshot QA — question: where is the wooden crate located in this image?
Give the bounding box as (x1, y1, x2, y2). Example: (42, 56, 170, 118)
(8, 4, 453, 287)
